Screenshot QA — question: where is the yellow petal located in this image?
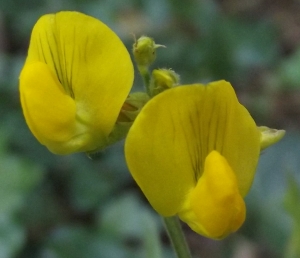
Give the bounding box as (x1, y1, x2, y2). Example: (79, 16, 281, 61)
(178, 151, 245, 239)
(125, 80, 260, 216)
(210, 81, 261, 196)
(20, 62, 89, 154)
(20, 12, 134, 154)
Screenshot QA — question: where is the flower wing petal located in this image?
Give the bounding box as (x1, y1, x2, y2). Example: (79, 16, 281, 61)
(20, 62, 78, 153)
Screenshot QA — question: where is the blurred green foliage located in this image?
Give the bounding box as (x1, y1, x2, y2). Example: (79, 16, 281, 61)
(284, 174, 300, 258)
(1, 0, 300, 257)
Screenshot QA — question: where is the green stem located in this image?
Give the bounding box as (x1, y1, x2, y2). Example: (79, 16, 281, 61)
(137, 65, 151, 96)
(163, 216, 193, 258)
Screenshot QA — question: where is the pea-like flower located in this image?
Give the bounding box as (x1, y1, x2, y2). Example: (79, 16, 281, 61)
(19, 11, 133, 154)
(125, 80, 263, 239)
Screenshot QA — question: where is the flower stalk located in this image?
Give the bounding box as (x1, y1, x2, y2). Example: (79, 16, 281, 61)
(137, 64, 152, 96)
(163, 216, 193, 258)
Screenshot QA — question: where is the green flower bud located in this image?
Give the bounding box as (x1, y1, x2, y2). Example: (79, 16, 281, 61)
(150, 69, 180, 96)
(132, 36, 165, 67)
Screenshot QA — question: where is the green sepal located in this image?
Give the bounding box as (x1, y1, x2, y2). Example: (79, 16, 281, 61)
(86, 92, 149, 159)
(86, 122, 132, 159)
(119, 92, 150, 121)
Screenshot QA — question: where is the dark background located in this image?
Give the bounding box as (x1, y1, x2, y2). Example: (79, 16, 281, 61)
(0, 0, 300, 257)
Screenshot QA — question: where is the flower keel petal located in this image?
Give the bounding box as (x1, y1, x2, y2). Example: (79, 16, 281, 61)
(179, 151, 246, 239)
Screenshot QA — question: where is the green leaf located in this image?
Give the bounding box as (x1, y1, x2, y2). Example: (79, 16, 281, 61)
(100, 192, 164, 258)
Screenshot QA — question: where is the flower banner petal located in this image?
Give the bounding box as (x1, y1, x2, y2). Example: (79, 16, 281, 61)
(125, 80, 260, 216)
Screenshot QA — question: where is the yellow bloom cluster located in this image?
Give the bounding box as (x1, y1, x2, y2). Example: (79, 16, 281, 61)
(19, 12, 284, 239)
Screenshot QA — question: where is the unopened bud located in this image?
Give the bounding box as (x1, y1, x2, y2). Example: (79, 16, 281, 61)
(150, 69, 180, 96)
(133, 36, 165, 67)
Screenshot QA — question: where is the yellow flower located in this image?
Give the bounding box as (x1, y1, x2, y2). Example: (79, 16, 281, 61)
(19, 11, 133, 154)
(125, 80, 261, 239)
